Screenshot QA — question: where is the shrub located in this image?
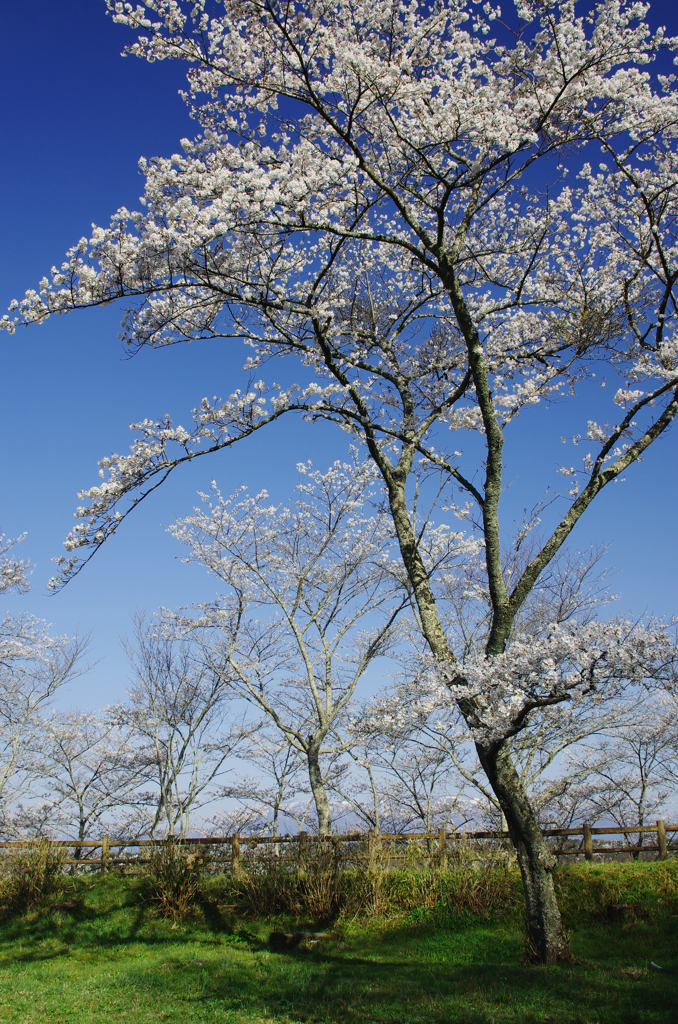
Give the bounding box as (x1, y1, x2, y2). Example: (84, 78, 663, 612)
(216, 839, 345, 920)
(211, 861, 522, 923)
(299, 839, 344, 919)
(139, 836, 202, 921)
(227, 863, 301, 917)
(0, 838, 66, 916)
(204, 847, 678, 927)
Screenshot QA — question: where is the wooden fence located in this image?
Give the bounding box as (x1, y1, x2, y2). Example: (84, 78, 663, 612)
(1, 821, 676, 873)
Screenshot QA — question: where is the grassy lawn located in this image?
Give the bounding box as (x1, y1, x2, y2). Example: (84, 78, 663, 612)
(0, 872, 676, 1023)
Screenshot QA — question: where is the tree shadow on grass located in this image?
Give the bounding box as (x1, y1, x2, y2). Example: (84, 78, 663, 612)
(113, 947, 678, 1024)
(108, 913, 678, 1024)
(3, 893, 678, 1024)
(195, 893, 259, 948)
(0, 894, 253, 966)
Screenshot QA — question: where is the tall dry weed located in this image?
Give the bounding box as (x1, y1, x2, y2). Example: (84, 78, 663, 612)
(230, 864, 301, 917)
(0, 838, 66, 915)
(140, 836, 202, 920)
(298, 839, 344, 919)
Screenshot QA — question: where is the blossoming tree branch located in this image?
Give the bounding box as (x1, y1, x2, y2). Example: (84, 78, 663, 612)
(5, 0, 678, 962)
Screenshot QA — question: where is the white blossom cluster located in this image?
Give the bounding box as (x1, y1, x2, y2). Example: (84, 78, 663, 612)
(0, 533, 31, 596)
(399, 619, 678, 746)
(3, 0, 677, 587)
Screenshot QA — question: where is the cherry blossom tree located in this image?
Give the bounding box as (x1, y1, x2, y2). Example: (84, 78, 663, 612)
(116, 615, 247, 837)
(380, 543, 636, 831)
(7, 0, 678, 960)
(570, 697, 677, 855)
(226, 725, 311, 840)
(34, 710, 142, 853)
(168, 459, 425, 834)
(0, 533, 31, 597)
(0, 534, 88, 824)
(424, 698, 638, 831)
(337, 718, 469, 834)
(205, 804, 275, 838)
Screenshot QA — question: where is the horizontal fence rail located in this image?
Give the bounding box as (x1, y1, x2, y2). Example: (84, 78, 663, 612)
(0, 821, 675, 872)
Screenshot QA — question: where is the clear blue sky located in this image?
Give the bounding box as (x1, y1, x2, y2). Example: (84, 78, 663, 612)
(2, 1, 677, 711)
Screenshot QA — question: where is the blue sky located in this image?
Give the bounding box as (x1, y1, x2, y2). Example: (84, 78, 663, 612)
(1, 0, 677, 711)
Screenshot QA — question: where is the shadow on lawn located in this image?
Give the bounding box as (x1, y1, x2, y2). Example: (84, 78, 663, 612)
(120, 945, 678, 1024)
(0, 891, 256, 965)
(120, 949, 514, 1024)
(116, 916, 678, 1024)
(2, 883, 678, 1024)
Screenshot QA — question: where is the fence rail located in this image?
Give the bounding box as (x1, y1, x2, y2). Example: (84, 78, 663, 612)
(1, 821, 675, 872)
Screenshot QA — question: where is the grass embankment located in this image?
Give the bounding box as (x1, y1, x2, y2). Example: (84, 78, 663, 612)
(0, 862, 676, 1024)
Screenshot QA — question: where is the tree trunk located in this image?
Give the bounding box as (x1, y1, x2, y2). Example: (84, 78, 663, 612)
(307, 745, 332, 836)
(383, 471, 570, 963)
(366, 760, 380, 834)
(477, 741, 570, 964)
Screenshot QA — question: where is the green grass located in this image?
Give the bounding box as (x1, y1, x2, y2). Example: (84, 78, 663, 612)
(0, 868, 676, 1023)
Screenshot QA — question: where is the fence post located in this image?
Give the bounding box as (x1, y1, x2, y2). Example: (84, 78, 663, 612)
(657, 819, 668, 861)
(101, 835, 110, 872)
(583, 823, 593, 862)
(298, 830, 308, 877)
(438, 826, 448, 871)
(231, 833, 241, 878)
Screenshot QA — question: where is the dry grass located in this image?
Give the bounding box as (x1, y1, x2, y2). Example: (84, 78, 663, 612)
(0, 838, 66, 917)
(138, 837, 203, 921)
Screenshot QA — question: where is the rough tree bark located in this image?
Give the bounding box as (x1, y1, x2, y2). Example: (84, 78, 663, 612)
(306, 741, 333, 837)
(476, 743, 568, 963)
